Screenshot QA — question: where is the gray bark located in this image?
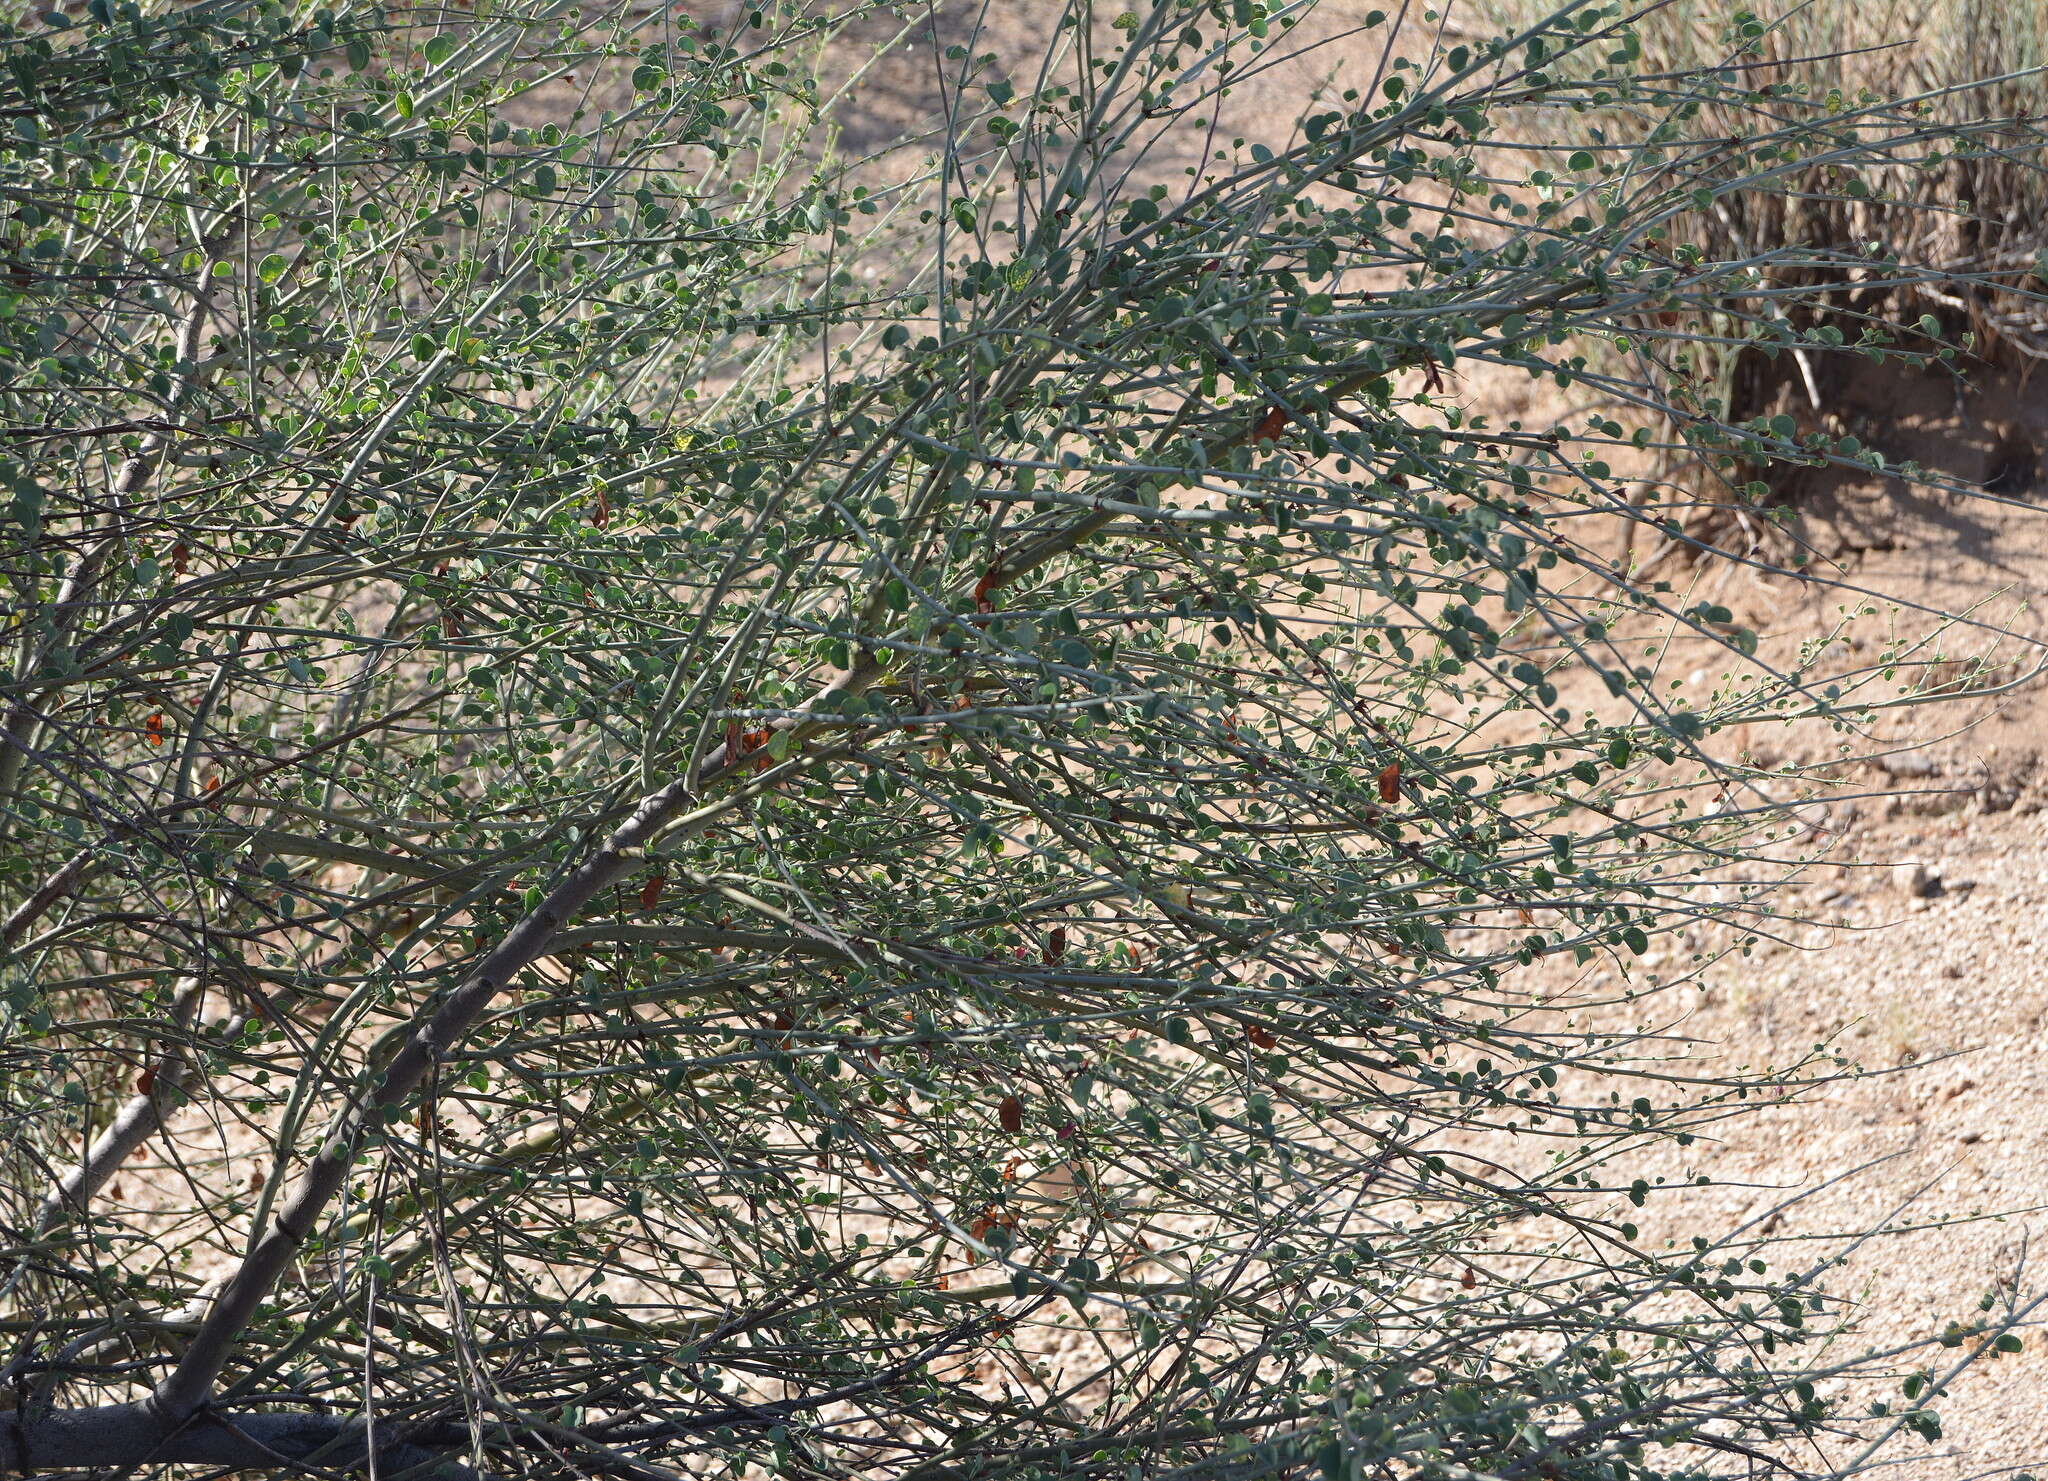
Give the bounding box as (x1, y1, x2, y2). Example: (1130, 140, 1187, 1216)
(0, 1403, 479, 1479)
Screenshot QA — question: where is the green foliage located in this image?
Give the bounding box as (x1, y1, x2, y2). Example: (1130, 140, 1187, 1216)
(0, 2, 2032, 1479)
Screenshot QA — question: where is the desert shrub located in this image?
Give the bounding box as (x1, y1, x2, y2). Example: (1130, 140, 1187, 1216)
(0, 2, 2032, 1479)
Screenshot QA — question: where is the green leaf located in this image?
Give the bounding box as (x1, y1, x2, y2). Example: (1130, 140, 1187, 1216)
(1318, 1439, 1345, 1481)
(423, 34, 456, 65)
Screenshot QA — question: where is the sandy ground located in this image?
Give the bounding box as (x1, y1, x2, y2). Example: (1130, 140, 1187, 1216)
(1528, 341, 2048, 1475)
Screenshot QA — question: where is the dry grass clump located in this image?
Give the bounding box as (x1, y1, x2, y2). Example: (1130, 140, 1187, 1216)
(1477, 0, 2048, 538)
